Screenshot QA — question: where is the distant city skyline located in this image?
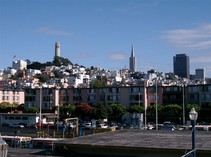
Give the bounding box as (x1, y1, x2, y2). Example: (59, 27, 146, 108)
(1, 0, 211, 76)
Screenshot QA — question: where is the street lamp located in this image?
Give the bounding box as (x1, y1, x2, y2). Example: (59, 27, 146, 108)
(182, 85, 186, 125)
(189, 108, 198, 157)
(39, 87, 42, 132)
(155, 79, 158, 130)
(55, 105, 60, 131)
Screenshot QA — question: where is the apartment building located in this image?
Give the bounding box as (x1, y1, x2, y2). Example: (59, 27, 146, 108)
(58, 81, 148, 110)
(4, 83, 209, 118)
(0, 89, 25, 104)
(24, 87, 60, 111)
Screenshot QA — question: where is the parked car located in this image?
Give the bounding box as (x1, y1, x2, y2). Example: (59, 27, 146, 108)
(10, 124, 24, 128)
(18, 122, 29, 127)
(1, 123, 9, 126)
(69, 122, 76, 129)
(82, 122, 92, 129)
(97, 123, 108, 128)
(147, 122, 155, 130)
(160, 121, 175, 131)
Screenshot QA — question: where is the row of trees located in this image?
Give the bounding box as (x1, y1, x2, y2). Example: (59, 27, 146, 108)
(0, 102, 202, 124)
(27, 56, 73, 70)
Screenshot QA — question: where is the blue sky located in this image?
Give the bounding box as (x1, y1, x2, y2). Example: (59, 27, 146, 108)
(1, 0, 211, 76)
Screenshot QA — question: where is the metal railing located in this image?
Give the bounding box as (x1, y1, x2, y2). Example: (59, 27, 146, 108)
(181, 149, 196, 157)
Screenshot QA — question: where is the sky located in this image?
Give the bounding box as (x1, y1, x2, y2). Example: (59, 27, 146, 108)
(0, 0, 211, 77)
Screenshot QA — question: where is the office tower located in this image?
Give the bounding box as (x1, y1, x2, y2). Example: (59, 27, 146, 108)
(195, 68, 205, 80)
(55, 42, 60, 57)
(173, 54, 190, 79)
(129, 45, 136, 72)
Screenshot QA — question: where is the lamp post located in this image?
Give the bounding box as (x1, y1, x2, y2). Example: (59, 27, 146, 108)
(182, 85, 186, 125)
(189, 108, 198, 157)
(56, 105, 60, 131)
(39, 87, 42, 132)
(155, 79, 158, 130)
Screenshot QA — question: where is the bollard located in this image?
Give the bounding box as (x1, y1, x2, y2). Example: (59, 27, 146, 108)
(204, 125, 209, 131)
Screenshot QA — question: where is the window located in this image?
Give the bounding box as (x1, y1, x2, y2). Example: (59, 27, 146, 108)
(88, 89, 95, 94)
(131, 87, 144, 93)
(205, 94, 211, 101)
(188, 86, 199, 92)
(149, 95, 155, 101)
(3, 96, 9, 100)
(22, 117, 28, 120)
(189, 94, 199, 100)
(100, 88, 107, 94)
(173, 87, 178, 92)
(15, 117, 21, 120)
(3, 91, 8, 94)
(13, 96, 19, 100)
(166, 87, 171, 92)
(9, 117, 14, 120)
(130, 95, 142, 101)
(100, 95, 105, 101)
(88, 95, 96, 101)
(13, 91, 19, 95)
(131, 87, 139, 93)
(73, 88, 81, 94)
(139, 87, 144, 92)
(149, 87, 156, 92)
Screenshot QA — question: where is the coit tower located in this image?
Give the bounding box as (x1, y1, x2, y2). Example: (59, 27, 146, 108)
(55, 42, 60, 57)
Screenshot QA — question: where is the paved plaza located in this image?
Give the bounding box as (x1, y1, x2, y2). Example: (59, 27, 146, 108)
(3, 128, 211, 157)
(55, 130, 211, 157)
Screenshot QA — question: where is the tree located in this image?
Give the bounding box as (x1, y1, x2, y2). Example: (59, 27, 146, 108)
(147, 104, 163, 116)
(161, 104, 182, 123)
(107, 104, 126, 122)
(75, 104, 93, 120)
(35, 74, 51, 82)
(17, 103, 24, 111)
(0, 102, 20, 113)
(27, 61, 44, 69)
(25, 59, 31, 65)
(186, 104, 200, 113)
(54, 71, 61, 78)
(0, 102, 11, 112)
(53, 56, 72, 66)
(147, 104, 163, 123)
(65, 105, 76, 117)
(89, 79, 107, 88)
(24, 107, 39, 113)
(162, 104, 182, 116)
(58, 105, 76, 118)
(128, 105, 144, 113)
(94, 103, 108, 119)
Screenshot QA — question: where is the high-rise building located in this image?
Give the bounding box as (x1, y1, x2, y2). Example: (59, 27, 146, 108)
(173, 54, 190, 79)
(55, 42, 60, 57)
(129, 45, 136, 72)
(195, 68, 205, 80)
